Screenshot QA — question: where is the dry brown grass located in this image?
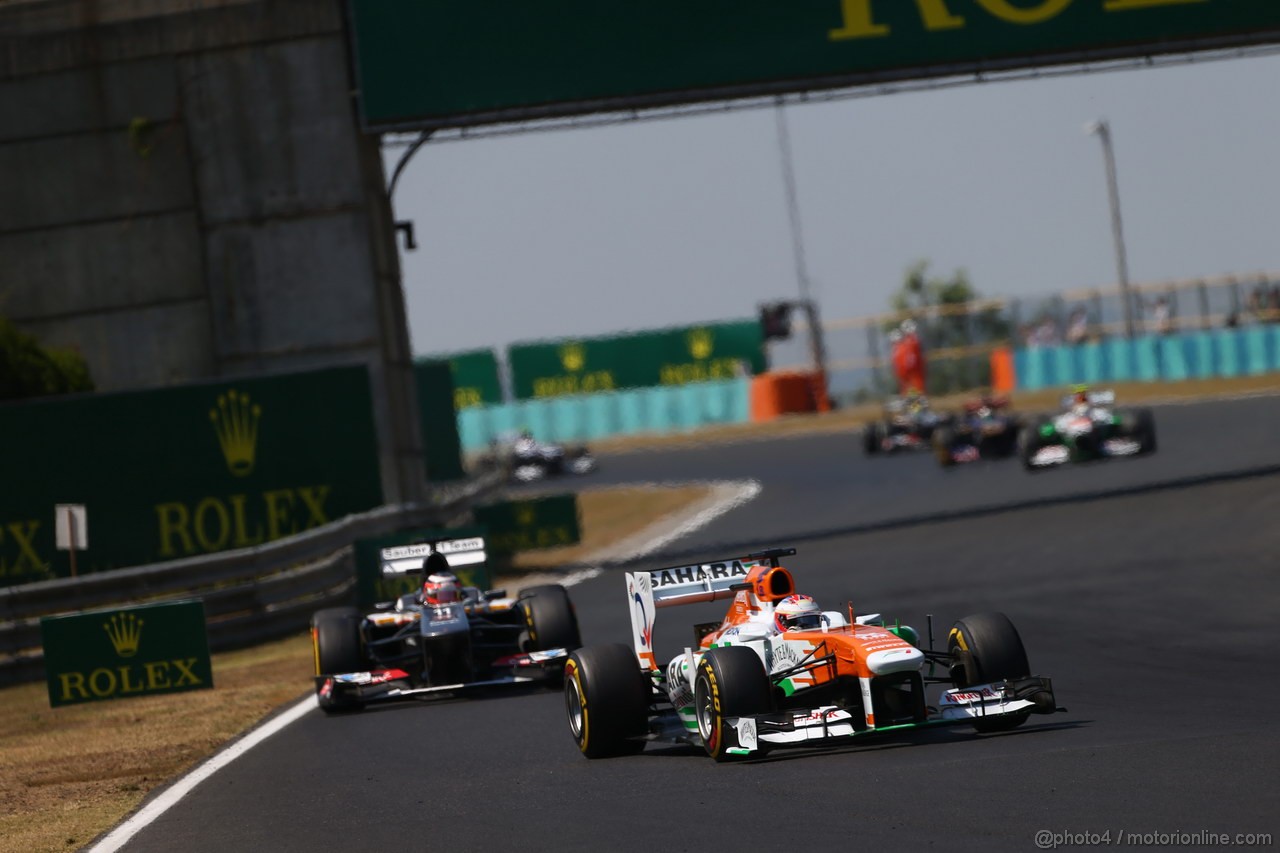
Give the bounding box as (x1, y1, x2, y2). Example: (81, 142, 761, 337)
(502, 483, 711, 573)
(0, 632, 315, 853)
(0, 483, 714, 853)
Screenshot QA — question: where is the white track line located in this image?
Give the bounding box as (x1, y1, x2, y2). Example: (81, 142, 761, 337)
(592, 479, 762, 563)
(87, 694, 317, 853)
(87, 478, 763, 847)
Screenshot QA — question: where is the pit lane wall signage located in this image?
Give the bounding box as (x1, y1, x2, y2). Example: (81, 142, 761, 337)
(354, 527, 491, 609)
(41, 601, 213, 708)
(418, 350, 502, 410)
(349, 0, 1280, 130)
(509, 321, 765, 400)
(474, 495, 581, 554)
(0, 367, 383, 585)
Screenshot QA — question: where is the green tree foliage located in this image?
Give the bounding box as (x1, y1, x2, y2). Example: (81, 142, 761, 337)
(0, 317, 94, 401)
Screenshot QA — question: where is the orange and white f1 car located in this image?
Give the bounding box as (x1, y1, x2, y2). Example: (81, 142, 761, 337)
(564, 548, 1062, 760)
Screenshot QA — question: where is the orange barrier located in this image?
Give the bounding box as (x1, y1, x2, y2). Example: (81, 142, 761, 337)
(751, 371, 830, 421)
(990, 346, 1016, 394)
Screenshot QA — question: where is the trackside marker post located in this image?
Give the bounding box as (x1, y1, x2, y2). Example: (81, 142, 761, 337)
(55, 504, 87, 578)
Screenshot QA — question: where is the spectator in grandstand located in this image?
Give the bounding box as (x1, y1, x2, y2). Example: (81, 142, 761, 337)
(1065, 308, 1090, 345)
(1148, 296, 1173, 335)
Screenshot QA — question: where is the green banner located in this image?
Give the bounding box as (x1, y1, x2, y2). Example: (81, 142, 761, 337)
(474, 495, 581, 554)
(350, 0, 1280, 130)
(420, 350, 502, 409)
(41, 600, 213, 707)
(0, 367, 384, 585)
(509, 320, 764, 399)
(354, 527, 492, 609)
(415, 359, 466, 481)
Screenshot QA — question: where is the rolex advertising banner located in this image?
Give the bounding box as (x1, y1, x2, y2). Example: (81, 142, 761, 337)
(422, 350, 502, 409)
(350, 0, 1280, 131)
(509, 320, 765, 400)
(474, 495, 581, 554)
(354, 527, 491, 610)
(0, 367, 384, 586)
(41, 600, 213, 707)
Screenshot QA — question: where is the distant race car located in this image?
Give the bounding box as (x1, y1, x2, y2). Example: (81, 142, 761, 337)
(478, 431, 597, 483)
(563, 547, 1061, 761)
(932, 394, 1021, 467)
(862, 394, 952, 455)
(1019, 388, 1156, 471)
(311, 539, 581, 712)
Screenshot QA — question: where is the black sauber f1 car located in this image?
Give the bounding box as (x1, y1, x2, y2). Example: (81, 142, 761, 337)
(932, 394, 1021, 467)
(863, 394, 952, 456)
(311, 542, 581, 712)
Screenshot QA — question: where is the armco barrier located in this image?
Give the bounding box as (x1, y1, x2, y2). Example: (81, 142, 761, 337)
(0, 474, 500, 687)
(1014, 326, 1280, 390)
(457, 378, 750, 451)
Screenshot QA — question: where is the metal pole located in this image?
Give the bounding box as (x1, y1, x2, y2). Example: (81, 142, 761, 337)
(1086, 119, 1135, 338)
(775, 102, 830, 407)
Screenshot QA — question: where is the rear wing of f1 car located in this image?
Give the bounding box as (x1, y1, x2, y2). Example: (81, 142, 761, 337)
(379, 536, 487, 576)
(626, 548, 794, 670)
(1059, 388, 1115, 409)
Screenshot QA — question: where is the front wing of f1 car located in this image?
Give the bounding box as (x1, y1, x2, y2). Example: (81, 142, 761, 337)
(701, 675, 1058, 757)
(317, 648, 570, 707)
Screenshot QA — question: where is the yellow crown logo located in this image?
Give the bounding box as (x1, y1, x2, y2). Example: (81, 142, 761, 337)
(104, 612, 143, 658)
(210, 390, 262, 477)
(514, 502, 537, 527)
(688, 328, 714, 360)
(559, 343, 585, 372)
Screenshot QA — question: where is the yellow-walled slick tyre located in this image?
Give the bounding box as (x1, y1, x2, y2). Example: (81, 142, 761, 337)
(948, 611, 1032, 733)
(693, 646, 773, 761)
(564, 644, 649, 758)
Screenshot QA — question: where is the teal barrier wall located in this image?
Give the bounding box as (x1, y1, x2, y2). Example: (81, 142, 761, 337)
(457, 378, 750, 451)
(1014, 326, 1280, 390)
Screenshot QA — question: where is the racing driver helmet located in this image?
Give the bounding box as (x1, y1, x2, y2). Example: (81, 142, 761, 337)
(774, 594, 823, 633)
(422, 571, 462, 605)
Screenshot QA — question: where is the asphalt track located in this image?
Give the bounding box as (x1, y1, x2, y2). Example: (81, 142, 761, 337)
(113, 395, 1280, 852)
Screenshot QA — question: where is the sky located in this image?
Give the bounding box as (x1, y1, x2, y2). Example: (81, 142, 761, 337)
(386, 51, 1280, 361)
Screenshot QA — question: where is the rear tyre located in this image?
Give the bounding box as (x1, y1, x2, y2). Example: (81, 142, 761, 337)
(564, 644, 650, 758)
(862, 422, 884, 456)
(312, 607, 365, 713)
(932, 426, 956, 468)
(948, 612, 1032, 733)
(694, 646, 773, 761)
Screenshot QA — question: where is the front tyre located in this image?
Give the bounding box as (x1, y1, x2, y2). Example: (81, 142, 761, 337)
(312, 607, 365, 713)
(948, 612, 1032, 733)
(694, 646, 773, 761)
(564, 644, 650, 758)
(1122, 407, 1157, 455)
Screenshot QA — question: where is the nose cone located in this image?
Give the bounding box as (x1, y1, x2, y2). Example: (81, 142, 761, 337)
(866, 646, 924, 675)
